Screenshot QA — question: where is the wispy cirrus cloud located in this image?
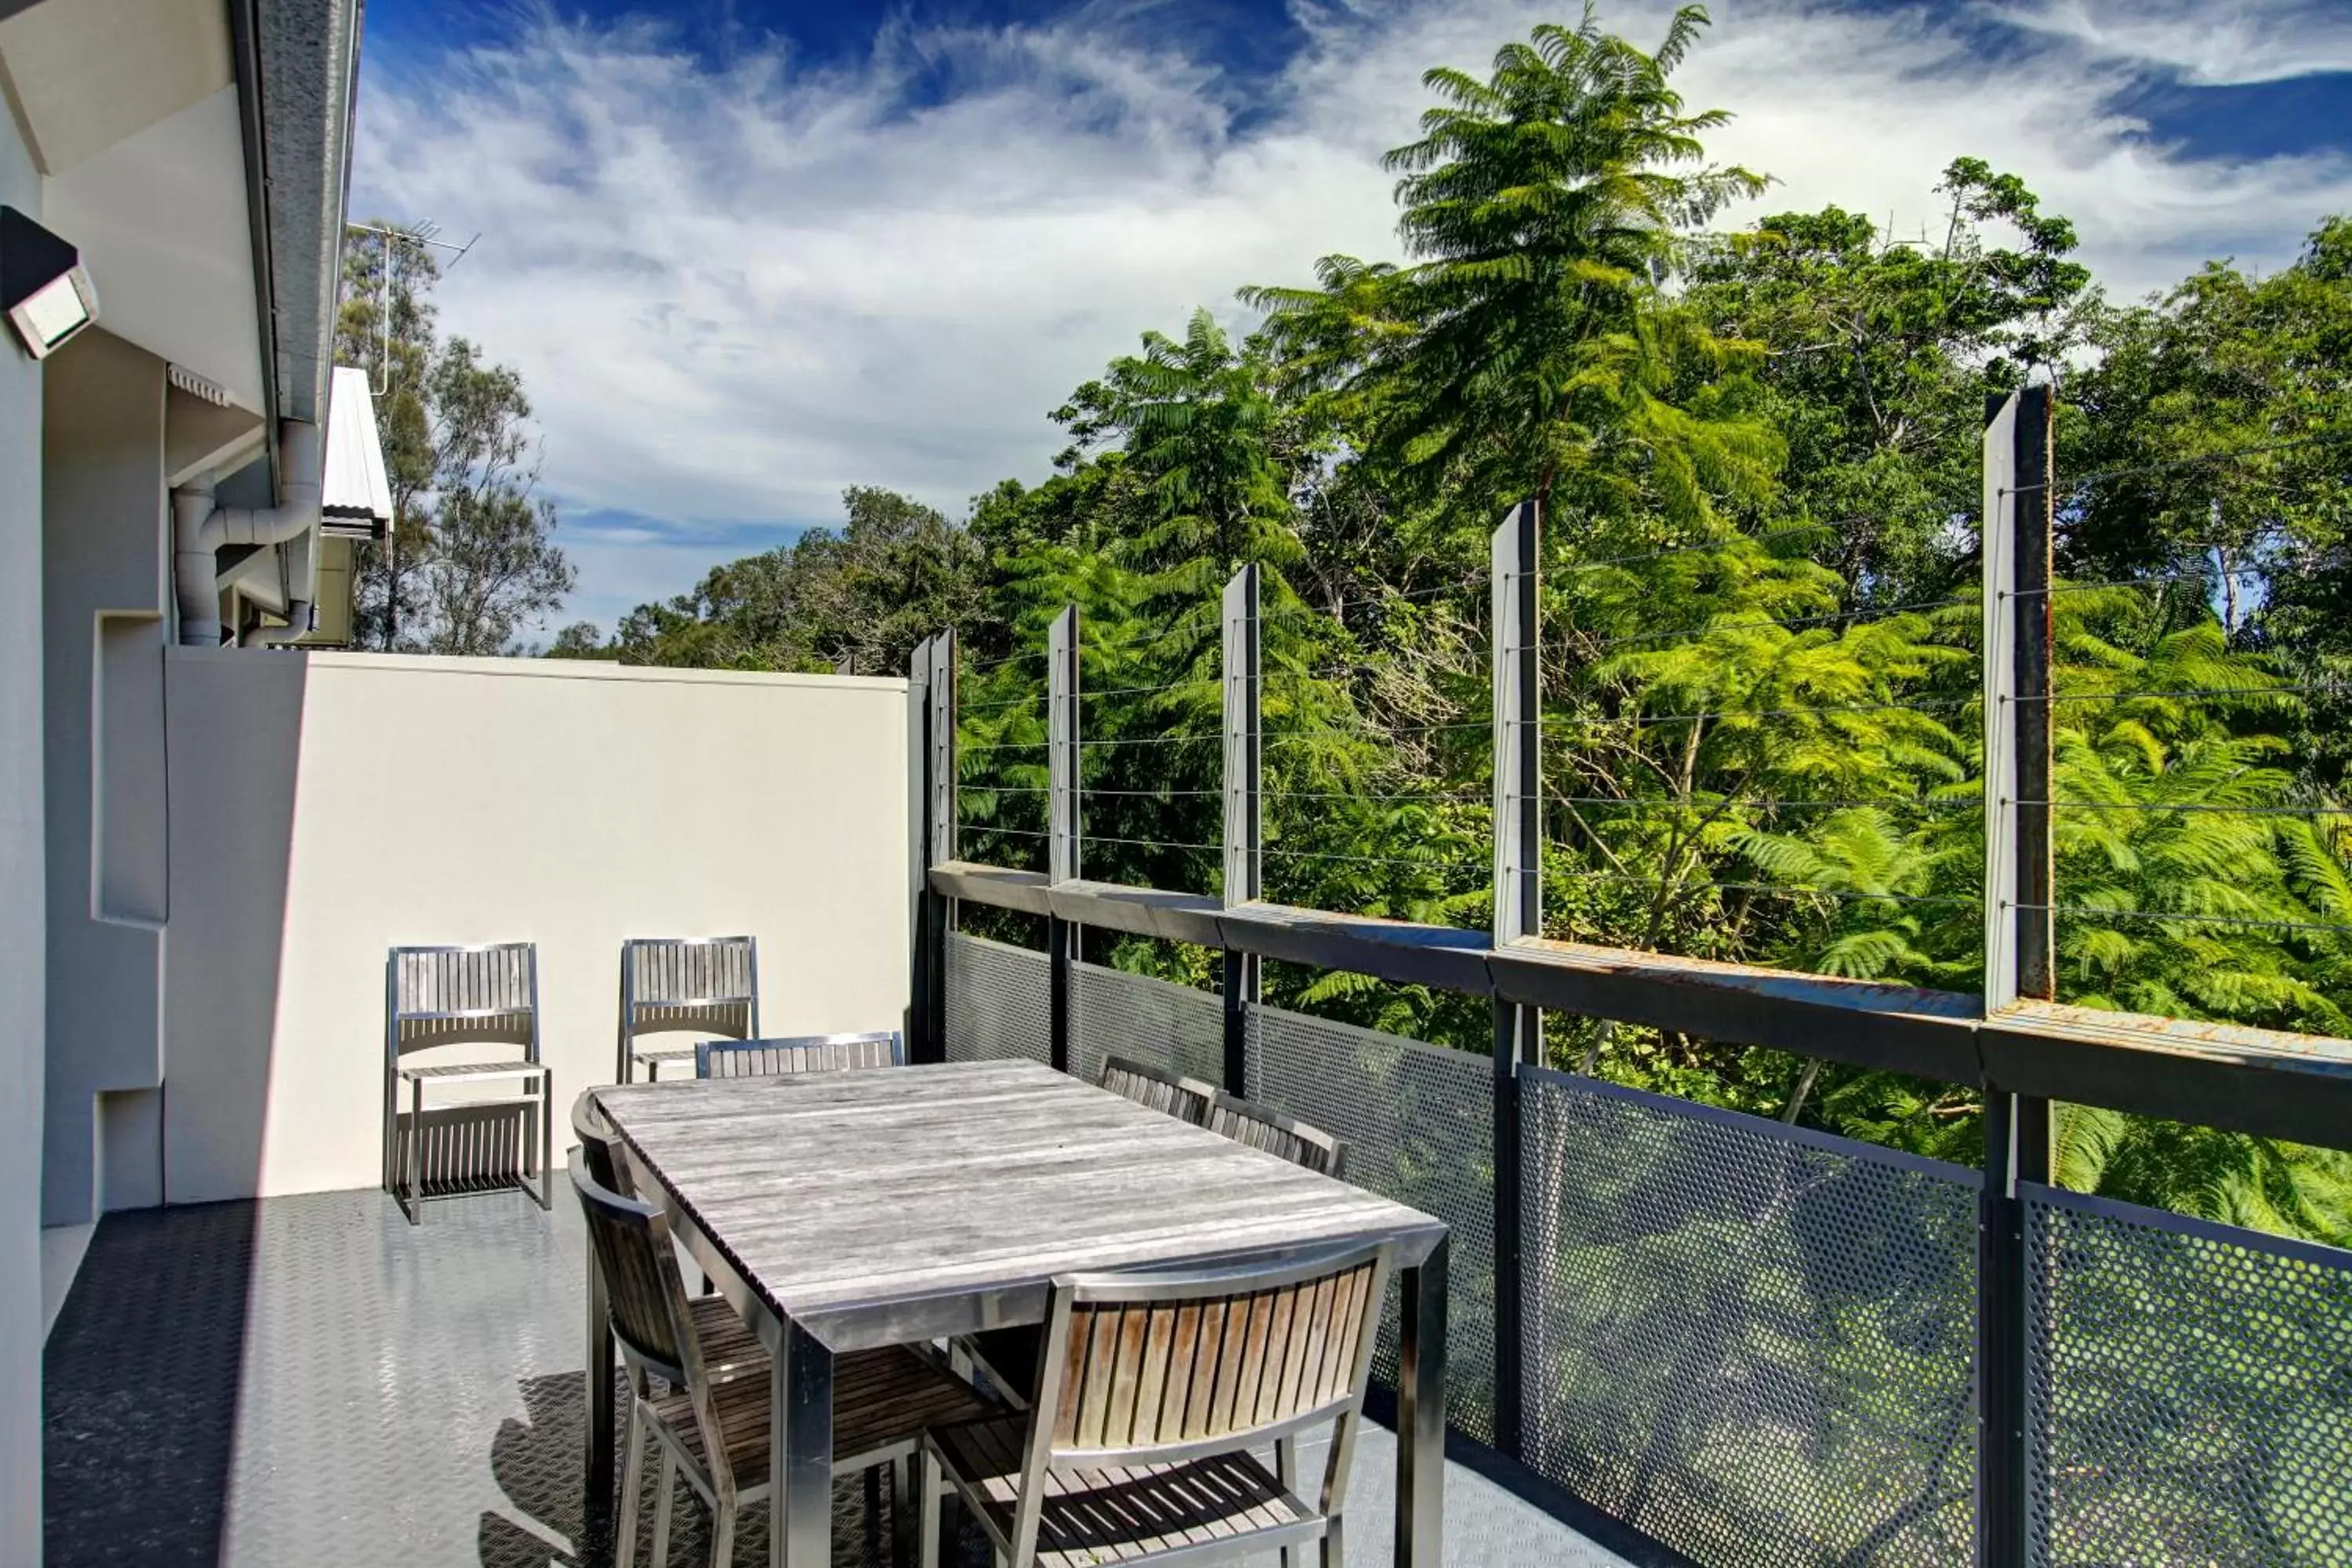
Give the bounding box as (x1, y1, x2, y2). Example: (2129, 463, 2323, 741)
(353, 0, 2352, 635)
(1982, 0, 2352, 85)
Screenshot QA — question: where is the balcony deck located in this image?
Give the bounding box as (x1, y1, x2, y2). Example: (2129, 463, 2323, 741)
(43, 1186, 1640, 1568)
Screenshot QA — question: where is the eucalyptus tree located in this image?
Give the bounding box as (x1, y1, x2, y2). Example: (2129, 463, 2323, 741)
(334, 223, 575, 653)
(608, 487, 983, 675)
(2067, 218, 2352, 789)
(1682, 163, 2094, 599)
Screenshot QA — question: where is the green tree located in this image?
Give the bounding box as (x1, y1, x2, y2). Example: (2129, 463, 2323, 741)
(1682, 163, 2094, 597)
(1249, 5, 1776, 524)
(2067, 218, 2352, 785)
(610, 487, 982, 675)
(335, 223, 575, 652)
(540, 622, 610, 659)
(1051, 310, 1299, 578)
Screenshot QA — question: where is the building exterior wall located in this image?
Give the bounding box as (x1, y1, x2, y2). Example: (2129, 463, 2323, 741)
(162, 652, 913, 1203)
(0, 100, 47, 1568)
(40, 328, 169, 1229)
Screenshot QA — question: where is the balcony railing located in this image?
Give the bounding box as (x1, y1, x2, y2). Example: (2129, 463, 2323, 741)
(926, 906, 2352, 1568)
(906, 387, 2352, 1567)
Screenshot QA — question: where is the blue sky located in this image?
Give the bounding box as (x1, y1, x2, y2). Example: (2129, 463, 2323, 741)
(350, 0, 2352, 639)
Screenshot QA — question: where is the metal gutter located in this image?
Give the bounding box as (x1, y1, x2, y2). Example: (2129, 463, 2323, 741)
(227, 0, 282, 496)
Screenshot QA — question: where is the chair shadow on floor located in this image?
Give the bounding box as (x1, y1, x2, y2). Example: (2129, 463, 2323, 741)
(492, 1370, 985, 1568)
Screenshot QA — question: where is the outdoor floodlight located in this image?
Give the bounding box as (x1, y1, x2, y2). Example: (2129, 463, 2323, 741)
(2, 206, 99, 361)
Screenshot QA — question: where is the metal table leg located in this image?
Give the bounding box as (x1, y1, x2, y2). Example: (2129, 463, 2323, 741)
(771, 1316, 835, 1568)
(1395, 1236, 1448, 1567)
(586, 1249, 615, 1510)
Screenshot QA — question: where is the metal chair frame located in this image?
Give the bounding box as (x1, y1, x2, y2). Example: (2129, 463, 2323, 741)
(617, 935, 761, 1083)
(572, 1155, 979, 1568)
(383, 942, 552, 1225)
(694, 1029, 906, 1078)
(921, 1238, 1392, 1568)
(572, 1091, 633, 1197)
(1098, 1055, 1218, 1124)
(1204, 1088, 1351, 1180)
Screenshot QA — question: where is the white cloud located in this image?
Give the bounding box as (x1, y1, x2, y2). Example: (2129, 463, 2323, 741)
(1982, 0, 2352, 85)
(353, 0, 2352, 630)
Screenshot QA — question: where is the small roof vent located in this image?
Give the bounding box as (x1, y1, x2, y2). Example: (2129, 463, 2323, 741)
(168, 363, 232, 406)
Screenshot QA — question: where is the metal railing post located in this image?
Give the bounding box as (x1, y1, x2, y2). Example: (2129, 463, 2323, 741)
(922, 629, 957, 1064)
(1048, 606, 1080, 1076)
(1490, 500, 1541, 1460)
(1979, 386, 2056, 1568)
(906, 635, 931, 1059)
(1221, 564, 1261, 1095)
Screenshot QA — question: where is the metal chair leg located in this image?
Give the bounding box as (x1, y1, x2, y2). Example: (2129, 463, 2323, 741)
(406, 1076, 425, 1225)
(918, 1450, 942, 1568)
(616, 1406, 648, 1568)
(709, 1498, 735, 1568)
(535, 1075, 556, 1210)
(891, 1456, 916, 1568)
(1276, 1438, 1302, 1568)
(650, 1446, 676, 1566)
(1320, 1515, 1345, 1568)
(381, 1065, 395, 1196)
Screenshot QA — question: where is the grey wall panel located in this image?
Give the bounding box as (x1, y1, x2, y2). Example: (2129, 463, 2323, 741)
(2025, 1183, 2352, 1568)
(0, 105, 45, 1568)
(1522, 1070, 1980, 1566)
(944, 934, 1051, 1065)
(1247, 1004, 1498, 1443)
(1069, 960, 1221, 1089)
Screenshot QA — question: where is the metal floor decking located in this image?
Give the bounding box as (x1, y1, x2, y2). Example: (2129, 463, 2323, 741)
(44, 1187, 1638, 1568)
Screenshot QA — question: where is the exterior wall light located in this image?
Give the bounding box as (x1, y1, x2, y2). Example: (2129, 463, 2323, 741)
(2, 205, 100, 361)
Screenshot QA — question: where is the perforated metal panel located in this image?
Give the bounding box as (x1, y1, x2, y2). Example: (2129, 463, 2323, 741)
(1522, 1069, 1979, 1567)
(943, 933, 1051, 1065)
(1246, 1004, 1497, 1443)
(1069, 960, 1224, 1088)
(2025, 1182, 2352, 1567)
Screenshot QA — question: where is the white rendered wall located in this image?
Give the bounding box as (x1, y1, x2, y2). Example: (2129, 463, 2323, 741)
(162, 651, 912, 1203)
(0, 98, 47, 1568)
(40, 329, 169, 1229)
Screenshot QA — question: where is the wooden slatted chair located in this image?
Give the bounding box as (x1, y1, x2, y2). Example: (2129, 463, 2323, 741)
(570, 1155, 996, 1568)
(959, 1058, 1217, 1409)
(1205, 1090, 1350, 1179)
(918, 1239, 1392, 1568)
(1098, 1056, 1217, 1124)
(694, 1030, 904, 1078)
(618, 936, 760, 1083)
(383, 942, 554, 1225)
(572, 1094, 764, 1385)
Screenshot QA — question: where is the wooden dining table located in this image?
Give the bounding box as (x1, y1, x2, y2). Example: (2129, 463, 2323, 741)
(586, 1057, 1452, 1568)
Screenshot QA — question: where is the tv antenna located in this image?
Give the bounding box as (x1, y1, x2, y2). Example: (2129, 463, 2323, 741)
(344, 220, 481, 395)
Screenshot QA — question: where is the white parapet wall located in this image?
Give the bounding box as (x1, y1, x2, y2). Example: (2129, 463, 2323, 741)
(159, 648, 912, 1203)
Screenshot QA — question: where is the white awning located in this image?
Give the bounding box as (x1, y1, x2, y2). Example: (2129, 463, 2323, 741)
(321, 365, 394, 535)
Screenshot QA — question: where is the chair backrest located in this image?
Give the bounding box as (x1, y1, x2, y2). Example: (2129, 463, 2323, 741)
(619, 936, 759, 1054)
(568, 1156, 705, 1395)
(695, 1031, 903, 1078)
(387, 943, 539, 1066)
(998, 1240, 1391, 1559)
(1206, 1090, 1349, 1179)
(1099, 1056, 1216, 1124)
(572, 1091, 633, 1196)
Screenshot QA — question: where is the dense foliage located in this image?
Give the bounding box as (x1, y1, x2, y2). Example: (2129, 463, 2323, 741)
(338, 227, 576, 654)
(565, 7, 2352, 1247)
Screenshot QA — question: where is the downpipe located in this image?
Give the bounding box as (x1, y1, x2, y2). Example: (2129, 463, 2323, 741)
(172, 420, 324, 647)
(243, 601, 314, 648)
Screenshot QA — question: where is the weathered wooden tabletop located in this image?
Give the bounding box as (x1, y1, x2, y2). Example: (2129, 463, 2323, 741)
(593, 1057, 1447, 1352)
